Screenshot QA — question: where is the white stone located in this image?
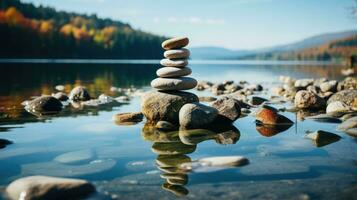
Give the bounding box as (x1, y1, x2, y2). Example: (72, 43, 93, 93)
(160, 59, 188, 68)
(164, 48, 190, 59)
(156, 67, 192, 78)
(151, 77, 197, 90)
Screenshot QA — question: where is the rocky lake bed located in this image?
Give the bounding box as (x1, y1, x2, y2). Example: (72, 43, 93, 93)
(0, 56, 356, 199)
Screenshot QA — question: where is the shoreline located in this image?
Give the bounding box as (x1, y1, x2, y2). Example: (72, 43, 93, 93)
(0, 58, 339, 66)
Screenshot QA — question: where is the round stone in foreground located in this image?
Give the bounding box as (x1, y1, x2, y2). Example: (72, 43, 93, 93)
(151, 77, 197, 90)
(160, 59, 188, 68)
(162, 37, 189, 50)
(157, 67, 192, 78)
(164, 48, 190, 59)
(6, 176, 95, 200)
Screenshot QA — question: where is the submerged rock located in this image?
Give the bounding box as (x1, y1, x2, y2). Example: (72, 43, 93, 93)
(179, 103, 218, 128)
(141, 91, 199, 124)
(26, 96, 63, 113)
(0, 138, 13, 149)
(337, 116, 357, 131)
(180, 156, 249, 172)
(305, 130, 341, 147)
(210, 97, 241, 122)
(22, 159, 116, 177)
(327, 90, 357, 108)
(294, 90, 326, 109)
(6, 176, 95, 200)
(54, 149, 94, 164)
(113, 112, 143, 125)
(69, 86, 91, 101)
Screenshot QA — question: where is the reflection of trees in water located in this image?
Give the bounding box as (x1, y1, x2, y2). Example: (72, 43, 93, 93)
(0, 63, 158, 120)
(141, 123, 240, 197)
(0, 63, 158, 95)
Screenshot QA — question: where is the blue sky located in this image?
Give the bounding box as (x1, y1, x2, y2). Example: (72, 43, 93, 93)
(23, 0, 357, 49)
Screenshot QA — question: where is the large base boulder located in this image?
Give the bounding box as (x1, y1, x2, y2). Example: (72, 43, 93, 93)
(141, 91, 199, 124)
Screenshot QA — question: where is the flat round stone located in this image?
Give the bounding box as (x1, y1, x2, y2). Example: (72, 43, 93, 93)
(151, 77, 197, 90)
(160, 59, 188, 68)
(164, 48, 190, 59)
(162, 37, 189, 50)
(157, 67, 192, 78)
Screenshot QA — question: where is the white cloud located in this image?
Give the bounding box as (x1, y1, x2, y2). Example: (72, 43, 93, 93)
(153, 16, 226, 25)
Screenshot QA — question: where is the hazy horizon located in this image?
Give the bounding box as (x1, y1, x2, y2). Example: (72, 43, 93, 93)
(22, 0, 357, 50)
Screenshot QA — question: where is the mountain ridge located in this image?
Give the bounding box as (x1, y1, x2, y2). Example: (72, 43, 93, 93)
(191, 30, 357, 60)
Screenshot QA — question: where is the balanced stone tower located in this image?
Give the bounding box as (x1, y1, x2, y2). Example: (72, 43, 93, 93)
(151, 37, 197, 90)
(141, 37, 199, 124)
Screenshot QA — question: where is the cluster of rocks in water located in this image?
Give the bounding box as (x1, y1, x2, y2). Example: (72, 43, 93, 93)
(22, 85, 142, 117)
(11, 37, 357, 199)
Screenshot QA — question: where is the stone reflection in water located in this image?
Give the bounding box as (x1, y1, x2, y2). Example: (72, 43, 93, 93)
(179, 124, 240, 145)
(142, 123, 241, 197)
(256, 123, 293, 137)
(142, 124, 192, 196)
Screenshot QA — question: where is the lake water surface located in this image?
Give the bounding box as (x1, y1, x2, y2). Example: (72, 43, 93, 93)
(0, 61, 356, 200)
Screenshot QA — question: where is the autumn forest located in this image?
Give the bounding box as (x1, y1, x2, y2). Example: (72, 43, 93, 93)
(0, 0, 166, 59)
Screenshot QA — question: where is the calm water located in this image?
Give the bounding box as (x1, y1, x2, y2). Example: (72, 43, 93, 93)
(0, 61, 356, 200)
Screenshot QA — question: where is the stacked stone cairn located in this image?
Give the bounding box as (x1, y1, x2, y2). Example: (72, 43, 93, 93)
(151, 37, 197, 91)
(141, 37, 199, 125)
(141, 37, 241, 128)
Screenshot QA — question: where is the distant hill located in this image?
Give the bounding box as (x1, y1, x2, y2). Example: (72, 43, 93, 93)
(190, 46, 250, 60)
(0, 0, 166, 59)
(260, 30, 357, 53)
(274, 34, 357, 60)
(191, 30, 357, 60)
